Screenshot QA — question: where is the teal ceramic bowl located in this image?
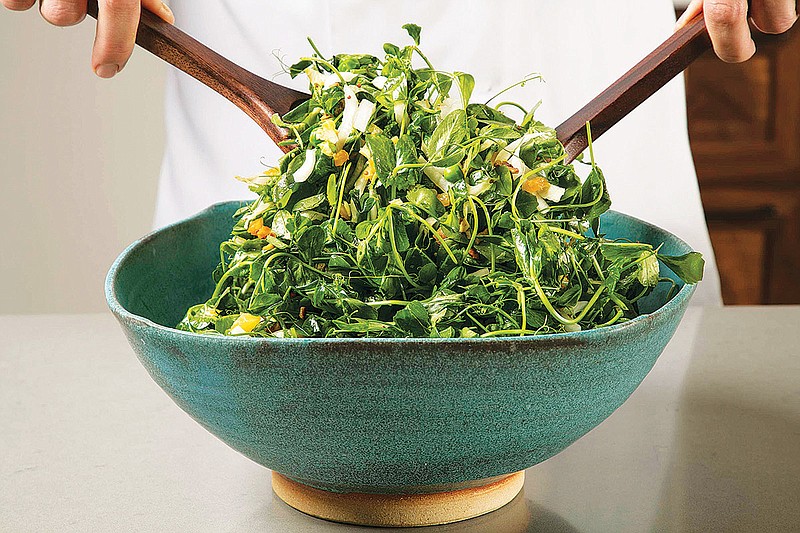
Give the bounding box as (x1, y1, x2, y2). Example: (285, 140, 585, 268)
(106, 201, 695, 495)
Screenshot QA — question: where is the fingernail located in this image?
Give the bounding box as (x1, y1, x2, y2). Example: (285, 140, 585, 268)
(95, 64, 119, 79)
(160, 2, 175, 23)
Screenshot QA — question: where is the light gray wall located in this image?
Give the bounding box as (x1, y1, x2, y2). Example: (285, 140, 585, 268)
(0, 9, 165, 314)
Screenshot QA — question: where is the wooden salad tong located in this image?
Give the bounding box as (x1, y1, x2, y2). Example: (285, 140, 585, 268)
(85, 0, 309, 152)
(555, 15, 711, 161)
(86, 0, 710, 161)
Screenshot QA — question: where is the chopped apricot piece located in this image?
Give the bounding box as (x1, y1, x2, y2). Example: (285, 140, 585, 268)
(522, 176, 551, 196)
(333, 150, 349, 166)
(247, 218, 264, 236)
(256, 225, 275, 239)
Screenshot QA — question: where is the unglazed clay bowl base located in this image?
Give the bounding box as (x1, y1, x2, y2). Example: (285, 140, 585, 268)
(271, 471, 525, 527)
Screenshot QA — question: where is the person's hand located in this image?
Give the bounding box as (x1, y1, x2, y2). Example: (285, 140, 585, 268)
(1, 0, 174, 78)
(677, 0, 798, 62)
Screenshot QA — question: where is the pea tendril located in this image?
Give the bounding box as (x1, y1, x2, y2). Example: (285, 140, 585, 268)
(178, 25, 705, 338)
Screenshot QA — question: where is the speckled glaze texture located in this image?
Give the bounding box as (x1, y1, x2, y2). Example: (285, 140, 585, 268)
(107, 201, 696, 494)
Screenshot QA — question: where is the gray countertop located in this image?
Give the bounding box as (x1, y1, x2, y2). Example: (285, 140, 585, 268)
(2, 307, 799, 532)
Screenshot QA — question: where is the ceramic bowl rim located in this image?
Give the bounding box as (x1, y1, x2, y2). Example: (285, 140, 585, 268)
(105, 201, 697, 346)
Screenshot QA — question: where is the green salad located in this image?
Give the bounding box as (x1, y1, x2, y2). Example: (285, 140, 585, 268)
(178, 24, 704, 339)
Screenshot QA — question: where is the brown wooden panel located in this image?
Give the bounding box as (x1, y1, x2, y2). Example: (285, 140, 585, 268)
(708, 228, 767, 304)
(680, 9, 800, 305)
(686, 24, 800, 184)
(687, 55, 772, 142)
(702, 188, 800, 304)
(706, 210, 775, 305)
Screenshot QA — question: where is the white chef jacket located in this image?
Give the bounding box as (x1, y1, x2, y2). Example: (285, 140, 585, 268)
(153, 0, 722, 305)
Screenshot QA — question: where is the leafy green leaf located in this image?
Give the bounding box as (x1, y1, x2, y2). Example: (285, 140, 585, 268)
(402, 23, 422, 45)
(425, 109, 467, 165)
(334, 54, 380, 72)
(271, 210, 295, 239)
(600, 242, 652, 262)
(638, 252, 660, 287)
(288, 59, 313, 78)
(496, 165, 513, 196)
(453, 72, 475, 106)
(658, 252, 705, 284)
(383, 42, 401, 57)
(293, 192, 327, 212)
(511, 226, 540, 279)
(365, 134, 396, 182)
(296, 225, 326, 262)
(393, 301, 430, 336)
(407, 186, 444, 218)
(418, 263, 438, 284)
(580, 167, 612, 233)
(537, 225, 561, 259)
(392, 134, 420, 190)
(214, 315, 237, 335)
(390, 218, 411, 252)
(466, 103, 516, 125)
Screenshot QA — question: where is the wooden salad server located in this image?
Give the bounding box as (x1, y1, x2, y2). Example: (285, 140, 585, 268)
(87, 1, 709, 161)
(555, 15, 711, 162)
(85, 0, 310, 152)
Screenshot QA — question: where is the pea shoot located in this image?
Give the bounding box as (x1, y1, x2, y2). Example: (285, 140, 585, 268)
(178, 24, 704, 339)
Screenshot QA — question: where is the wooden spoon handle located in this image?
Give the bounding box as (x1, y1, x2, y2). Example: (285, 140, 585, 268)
(85, 0, 308, 151)
(555, 15, 711, 162)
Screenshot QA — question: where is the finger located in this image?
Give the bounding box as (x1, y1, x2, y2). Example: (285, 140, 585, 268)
(704, 0, 756, 62)
(676, 0, 704, 29)
(749, 0, 798, 34)
(39, 0, 86, 26)
(92, 0, 139, 78)
(2, 0, 37, 11)
(141, 0, 173, 24)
